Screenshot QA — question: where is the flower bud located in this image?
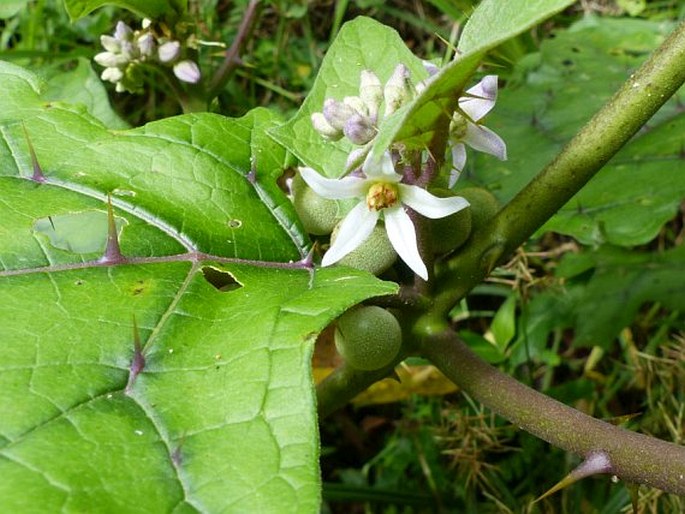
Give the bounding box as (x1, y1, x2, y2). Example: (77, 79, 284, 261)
(100, 35, 121, 53)
(158, 41, 181, 63)
(173, 60, 201, 83)
(322, 98, 356, 131)
(384, 63, 413, 116)
(101, 66, 124, 83)
(343, 113, 376, 145)
(114, 21, 133, 42)
(311, 112, 343, 140)
(342, 96, 367, 116)
(137, 33, 155, 58)
(94, 51, 127, 68)
(359, 70, 382, 120)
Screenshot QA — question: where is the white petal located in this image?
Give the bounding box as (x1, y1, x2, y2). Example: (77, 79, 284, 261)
(449, 142, 466, 188)
(322, 203, 378, 266)
(384, 207, 428, 280)
(299, 167, 366, 199)
(362, 151, 401, 182)
(459, 75, 498, 121)
(399, 185, 469, 219)
(100, 35, 121, 53)
(462, 123, 507, 160)
(114, 21, 133, 41)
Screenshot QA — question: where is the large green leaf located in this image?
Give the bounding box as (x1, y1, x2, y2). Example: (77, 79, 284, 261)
(43, 57, 129, 130)
(458, 0, 576, 54)
(466, 16, 685, 245)
(64, 0, 186, 21)
(0, 61, 397, 512)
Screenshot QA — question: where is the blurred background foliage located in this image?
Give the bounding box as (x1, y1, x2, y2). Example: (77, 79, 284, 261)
(1, 0, 684, 512)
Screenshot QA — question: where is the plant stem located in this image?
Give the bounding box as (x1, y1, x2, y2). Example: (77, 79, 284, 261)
(421, 329, 685, 495)
(207, 0, 262, 100)
(431, 18, 685, 317)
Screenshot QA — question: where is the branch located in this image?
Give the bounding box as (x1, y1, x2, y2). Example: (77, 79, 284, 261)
(207, 0, 262, 99)
(421, 329, 685, 495)
(431, 18, 685, 316)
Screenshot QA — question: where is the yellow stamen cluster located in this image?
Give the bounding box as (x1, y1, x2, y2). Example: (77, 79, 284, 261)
(366, 182, 399, 211)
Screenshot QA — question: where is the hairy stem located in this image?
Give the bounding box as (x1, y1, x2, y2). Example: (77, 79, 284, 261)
(432, 18, 685, 317)
(421, 329, 685, 495)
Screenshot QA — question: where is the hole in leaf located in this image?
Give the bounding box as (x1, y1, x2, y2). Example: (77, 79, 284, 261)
(227, 219, 242, 229)
(34, 210, 127, 254)
(202, 266, 243, 292)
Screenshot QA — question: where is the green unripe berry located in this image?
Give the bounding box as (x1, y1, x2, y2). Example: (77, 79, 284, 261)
(429, 188, 472, 255)
(457, 187, 500, 231)
(292, 173, 339, 235)
(334, 306, 402, 371)
(332, 222, 397, 276)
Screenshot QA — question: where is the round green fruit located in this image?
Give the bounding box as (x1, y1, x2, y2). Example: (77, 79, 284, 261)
(429, 188, 472, 255)
(292, 174, 339, 235)
(457, 187, 500, 232)
(334, 306, 402, 371)
(332, 222, 397, 276)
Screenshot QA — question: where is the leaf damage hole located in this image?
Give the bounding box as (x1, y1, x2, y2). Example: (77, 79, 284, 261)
(202, 266, 243, 292)
(227, 218, 243, 229)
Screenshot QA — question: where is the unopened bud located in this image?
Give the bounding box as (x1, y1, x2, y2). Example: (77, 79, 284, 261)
(100, 35, 121, 53)
(173, 60, 201, 83)
(101, 66, 124, 83)
(158, 41, 181, 63)
(114, 21, 133, 42)
(322, 99, 356, 131)
(343, 96, 367, 116)
(137, 33, 155, 57)
(142, 18, 152, 29)
(359, 70, 382, 120)
(311, 112, 343, 140)
(384, 63, 413, 116)
(343, 114, 376, 145)
(94, 51, 127, 68)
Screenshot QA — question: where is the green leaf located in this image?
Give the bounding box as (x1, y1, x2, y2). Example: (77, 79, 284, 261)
(467, 16, 685, 245)
(64, 0, 185, 21)
(270, 16, 427, 178)
(0, 62, 398, 512)
(43, 58, 129, 130)
(556, 246, 685, 347)
(488, 294, 517, 352)
(0, 0, 28, 18)
(458, 0, 576, 54)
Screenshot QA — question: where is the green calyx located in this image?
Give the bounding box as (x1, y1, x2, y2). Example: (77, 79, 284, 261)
(334, 305, 402, 371)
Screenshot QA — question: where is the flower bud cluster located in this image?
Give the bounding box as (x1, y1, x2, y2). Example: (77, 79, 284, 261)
(94, 20, 201, 93)
(311, 64, 414, 147)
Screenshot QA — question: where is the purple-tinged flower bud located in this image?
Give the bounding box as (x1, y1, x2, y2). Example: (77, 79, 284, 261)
(158, 41, 181, 63)
(120, 40, 137, 61)
(114, 21, 133, 42)
(343, 113, 376, 145)
(173, 60, 201, 83)
(137, 33, 155, 58)
(322, 99, 356, 131)
(384, 63, 413, 116)
(311, 112, 343, 140)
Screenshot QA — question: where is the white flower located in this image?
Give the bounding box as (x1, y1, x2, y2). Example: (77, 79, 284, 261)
(173, 60, 201, 83)
(300, 152, 469, 280)
(449, 75, 507, 187)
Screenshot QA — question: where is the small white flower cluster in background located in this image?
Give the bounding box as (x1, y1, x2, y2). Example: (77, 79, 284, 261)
(300, 64, 507, 280)
(94, 20, 201, 93)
